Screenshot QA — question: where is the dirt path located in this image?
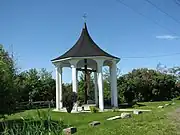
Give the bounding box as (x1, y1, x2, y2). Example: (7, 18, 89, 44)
(168, 108, 180, 134)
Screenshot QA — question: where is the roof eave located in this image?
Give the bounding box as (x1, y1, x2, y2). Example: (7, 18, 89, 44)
(51, 55, 120, 63)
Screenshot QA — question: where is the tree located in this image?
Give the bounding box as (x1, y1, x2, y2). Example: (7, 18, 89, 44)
(168, 66, 180, 80)
(156, 64, 180, 98)
(0, 45, 16, 117)
(15, 68, 56, 103)
(14, 72, 29, 102)
(38, 68, 55, 101)
(117, 68, 178, 103)
(23, 69, 41, 102)
(103, 67, 121, 105)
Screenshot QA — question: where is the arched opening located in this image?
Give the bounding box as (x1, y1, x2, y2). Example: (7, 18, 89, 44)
(102, 65, 111, 106)
(103, 60, 114, 107)
(76, 58, 97, 105)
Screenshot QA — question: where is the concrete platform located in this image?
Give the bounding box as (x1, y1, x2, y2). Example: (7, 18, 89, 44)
(53, 104, 152, 113)
(53, 104, 96, 113)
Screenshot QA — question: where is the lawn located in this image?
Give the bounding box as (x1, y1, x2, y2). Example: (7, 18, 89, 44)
(3, 100, 180, 135)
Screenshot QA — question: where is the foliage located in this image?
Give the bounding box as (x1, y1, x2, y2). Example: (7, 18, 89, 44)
(0, 109, 64, 135)
(0, 45, 16, 118)
(62, 91, 78, 113)
(15, 68, 56, 103)
(4, 101, 180, 135)
(0, 45, 56, 116)
(1, 43, 180, 118)
(112, 107, 119, 112)
(103, 80, 111, 105)
(168, 66, 180, 81)
(117, 68, 180, 103)
(89, 106, 99, 113)
(78, 73, 94, 104)
(103, 67, 121, 105)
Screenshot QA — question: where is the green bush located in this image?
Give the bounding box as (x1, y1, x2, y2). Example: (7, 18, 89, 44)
(0, 109, 65, 135)
(112, 107, 119, 112)
(62, 91, 77, 113)
(89, 106, 99, 113)
(117, 68, 179, 102)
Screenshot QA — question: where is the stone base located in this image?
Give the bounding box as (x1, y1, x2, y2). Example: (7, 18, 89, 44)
(53, 104, 118, 113)
(53, 108, 80, 113)
(107, 116, 121, 120)
(53, 104, 123, 113)
(63, 127, 77, 134)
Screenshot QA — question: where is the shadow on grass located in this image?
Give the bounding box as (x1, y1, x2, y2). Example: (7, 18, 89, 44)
(104, 102, 146, 109)
(135, 103, 146, 107)
(118, 103, 146, 109)
(119, 103, 134, 109)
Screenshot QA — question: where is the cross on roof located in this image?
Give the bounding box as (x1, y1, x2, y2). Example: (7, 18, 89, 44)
(83, 13, 87, 22)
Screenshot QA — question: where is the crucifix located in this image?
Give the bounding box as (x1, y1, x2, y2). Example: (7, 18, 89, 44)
(77, 59, 96, 104)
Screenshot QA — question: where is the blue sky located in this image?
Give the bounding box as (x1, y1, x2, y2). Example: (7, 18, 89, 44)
(0, 0, 180, 83)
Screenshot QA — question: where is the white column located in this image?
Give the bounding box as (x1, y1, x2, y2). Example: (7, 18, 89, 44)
(110, 66, 114, 106)
(59, 67, 63, 109)
(71, 65, 77, 93)
(70, 60, 78, 112)
(94, 72, 98, 105)
(111, 60, 118, 107)
(55, 67, 60, 110)
(96, 60, 104, 111)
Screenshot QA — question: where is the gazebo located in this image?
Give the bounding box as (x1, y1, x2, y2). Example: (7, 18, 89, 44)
(51, 23, 120, 112)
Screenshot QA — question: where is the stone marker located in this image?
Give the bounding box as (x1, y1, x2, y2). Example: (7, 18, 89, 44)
(157, 106, 164, 109)
(120, 113, 131, 119)
(133, 110, 142, 115)
(172, 102, 175, 105)
(164, 104, 169, 107)
(107, 116, 121, 120)
(89, 121, 100, 127)
(63, 127, 77, 135)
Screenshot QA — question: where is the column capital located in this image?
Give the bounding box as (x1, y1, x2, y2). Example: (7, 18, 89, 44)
(69, 59, 78, 68)
(112, 60, 117, 64)
(110, 60, 117, 67)
(55, 66, 62, 73)
(95, 59, 104, 66)
(95, 59, 104, 73)
(54, 62, 62, 68)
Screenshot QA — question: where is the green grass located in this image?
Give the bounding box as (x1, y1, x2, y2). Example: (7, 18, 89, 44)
(3, 100, 180, 135)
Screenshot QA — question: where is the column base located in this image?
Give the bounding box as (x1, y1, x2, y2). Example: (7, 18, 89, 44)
(53, 108, 79, 113)
(53, 108, 61, 112)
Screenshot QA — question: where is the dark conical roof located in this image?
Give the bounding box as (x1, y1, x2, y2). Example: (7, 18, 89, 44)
(52, 23, 119, 61)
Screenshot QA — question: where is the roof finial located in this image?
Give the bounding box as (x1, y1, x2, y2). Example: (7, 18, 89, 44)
(82, 13, 87, 23)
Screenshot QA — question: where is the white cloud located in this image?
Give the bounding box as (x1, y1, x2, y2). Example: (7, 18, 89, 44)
(156, 35, 179, 40)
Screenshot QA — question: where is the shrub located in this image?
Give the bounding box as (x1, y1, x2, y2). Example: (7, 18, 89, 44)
(112, 107, 119, 112)
(89, 106, 99, 113)
(0, 109, 65, 135)
(62, 91, 77, 113)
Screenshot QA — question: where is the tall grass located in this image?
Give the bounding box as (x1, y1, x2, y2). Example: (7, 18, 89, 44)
(0, 109, 64, 135)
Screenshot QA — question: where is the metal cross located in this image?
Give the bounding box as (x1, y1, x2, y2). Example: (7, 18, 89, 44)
(83, 13, 87, 22)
